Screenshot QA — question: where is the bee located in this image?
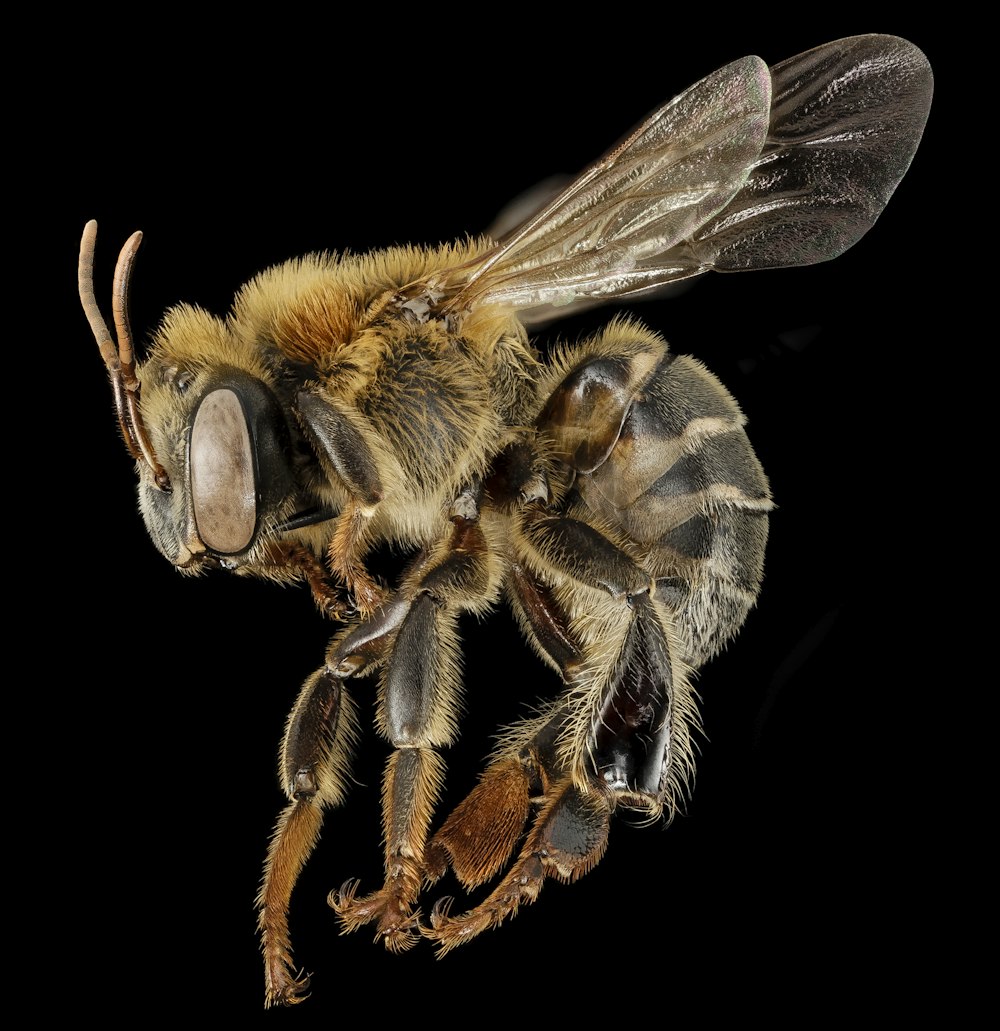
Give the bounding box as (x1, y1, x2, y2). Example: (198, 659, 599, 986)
(79, 34, 931, 1006)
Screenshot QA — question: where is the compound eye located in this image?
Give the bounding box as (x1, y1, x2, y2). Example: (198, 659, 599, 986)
(190, 388, 257, 554)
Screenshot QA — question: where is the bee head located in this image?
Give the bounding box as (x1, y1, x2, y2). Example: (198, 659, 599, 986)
(79, 221, 297, 571)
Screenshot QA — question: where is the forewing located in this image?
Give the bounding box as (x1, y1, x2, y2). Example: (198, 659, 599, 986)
(447, 54, 773, 314)
(435, 35, 930, 325)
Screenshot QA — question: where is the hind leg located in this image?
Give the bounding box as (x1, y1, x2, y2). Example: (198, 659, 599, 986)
(423, 524, 696, 950)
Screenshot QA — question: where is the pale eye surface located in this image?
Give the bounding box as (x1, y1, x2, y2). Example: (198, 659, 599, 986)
(190, 388, 256, 554)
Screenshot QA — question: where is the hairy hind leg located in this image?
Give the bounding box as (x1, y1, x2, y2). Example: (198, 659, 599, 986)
(423, 524, 696, 950)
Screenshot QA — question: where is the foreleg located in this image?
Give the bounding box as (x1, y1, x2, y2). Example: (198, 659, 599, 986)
(258, 589, 424, 1004)
(296, 389, 388, 614)
(258, 665, 357, 1006)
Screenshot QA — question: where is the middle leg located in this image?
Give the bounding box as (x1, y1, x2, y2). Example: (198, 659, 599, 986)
(331, 493, 503, 948)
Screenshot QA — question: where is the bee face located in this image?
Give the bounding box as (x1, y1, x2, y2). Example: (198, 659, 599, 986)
(78, 33, 932, 1009)
(136, 360, 297, 569)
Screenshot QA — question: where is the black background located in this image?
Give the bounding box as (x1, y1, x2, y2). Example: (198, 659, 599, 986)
(44, 17, 944, 1019)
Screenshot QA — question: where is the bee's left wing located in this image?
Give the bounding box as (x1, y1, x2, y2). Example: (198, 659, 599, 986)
(437, 34, 931, 324)
(690, 34, 932, 273)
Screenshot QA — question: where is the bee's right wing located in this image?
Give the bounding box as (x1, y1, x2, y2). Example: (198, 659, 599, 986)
(440, 34, 931, 325)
